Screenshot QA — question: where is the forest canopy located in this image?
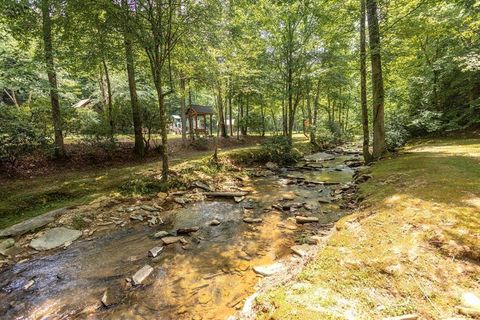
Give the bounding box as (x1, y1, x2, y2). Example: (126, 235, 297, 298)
(1, 0, 479, 174)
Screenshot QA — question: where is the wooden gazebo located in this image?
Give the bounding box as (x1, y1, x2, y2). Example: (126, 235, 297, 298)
(186, 105, 214, 138)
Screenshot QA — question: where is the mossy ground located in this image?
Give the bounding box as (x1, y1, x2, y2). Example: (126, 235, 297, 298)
(255, 138, 480, 319)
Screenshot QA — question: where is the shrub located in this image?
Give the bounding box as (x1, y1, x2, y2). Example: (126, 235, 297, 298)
(78, 110, 117, 156)
(0, 105, 49, 168)
(259, 136, 301, 165)
(119, 176, 169, 196)
(385, 109, 410, 151)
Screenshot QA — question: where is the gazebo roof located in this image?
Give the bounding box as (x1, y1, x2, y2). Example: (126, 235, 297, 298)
(186, 104, 213, 115)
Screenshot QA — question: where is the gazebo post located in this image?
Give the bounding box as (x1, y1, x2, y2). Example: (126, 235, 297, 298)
(209, 114, 213, 136)
(203, 114, 207, 136)
(188, 114, 194, 141)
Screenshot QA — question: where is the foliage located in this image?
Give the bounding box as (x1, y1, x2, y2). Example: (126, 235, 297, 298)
(259, 136, 301, 165)
(0, 105, 50, 168)
(119, 176, 169, 196)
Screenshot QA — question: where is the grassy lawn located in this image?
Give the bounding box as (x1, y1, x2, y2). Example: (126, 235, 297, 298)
(0, 134, 310, 230)
(256, 137, 480, 319)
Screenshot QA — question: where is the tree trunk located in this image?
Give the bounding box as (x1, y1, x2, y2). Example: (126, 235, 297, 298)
(217, 85, 227, 138)
(179, 75, 187, 141)
(236, 97, 241, 139)
(260, 104, 265, 136)
(122, 12, 144, 157)
(367, 0, 386, 158)
(155, 80, 169, 182)
(41, 0, 65, 158)
(228, 88, 233, 137)
(102, 58, 114, 141)
(360, 0, 372, 163)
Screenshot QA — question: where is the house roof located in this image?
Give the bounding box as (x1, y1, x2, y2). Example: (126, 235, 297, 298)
(72, 98, 91, 109)
(186, 104, 214, 115)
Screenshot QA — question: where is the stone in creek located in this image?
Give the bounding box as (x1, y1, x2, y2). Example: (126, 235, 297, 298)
(129, 215, 144, 222)
(318, 197, 332, 204)
(162, 236, 183, 245)
(153, 231, 169, 238)
(174, 197, 187, 205)
(29, 227, 82, 251)
(282, 202, 304, 210)
(243, 218, 263, 224)
(234, 196, 245, 203)
(177, 227, 199, 235)
(141, 205, 158, 212)
(192, 181, 211, 191)
(210, 219, 221, 226)
(291, 244, 311, 257)
(157, 192, 168, 201)
(307, 235, 323, 245)
(23, 279, 34, 291)
(148, 216, 159, 226)
(295, 216, 319, 224)
(243, 200, 256, 209)
(132, 265, 154, 285)
(253, 262, 284, 276)
(101, 287, 120, 307)
(304, 152, 335, 162)
(148, 246, 163, 258)
(281, 193, 296, 201)
(0, 238, 15, 256)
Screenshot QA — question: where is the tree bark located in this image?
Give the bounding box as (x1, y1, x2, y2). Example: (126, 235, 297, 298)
(179, 75, 187, 141)
(367, 0, 386, 158)
(360, 0, 372, 163)
(102, 58, 114, 141)
(228, 87, 233, 136)
(41, 0, 65, 158)
(217, 85, 227, 138)
(122, 7, 144, 157)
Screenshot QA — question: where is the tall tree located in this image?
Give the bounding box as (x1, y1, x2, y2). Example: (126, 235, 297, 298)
(41, 0, 65, 158)
(360, 0, 372, 163)
(367, 0, 386, 158)
(121, 0, 144, 156)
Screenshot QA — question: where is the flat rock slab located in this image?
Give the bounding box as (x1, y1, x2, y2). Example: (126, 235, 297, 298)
(148, 246, 163, 258)
(305, 152, 335, 162)
(30, 227, 82, 251)
(162, 236, 183, 245)
(243, 218, 263, 224)
(153, 231, 169, 238)
(296, 216, 319, 224)
(291, 244, 311, 257)
(132, 265, 154, 285)
(253, 262, 285, 276)
(0, 208, 67, 238)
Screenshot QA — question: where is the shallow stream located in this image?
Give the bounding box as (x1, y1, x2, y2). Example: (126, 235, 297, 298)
(0, 152, 360, 319)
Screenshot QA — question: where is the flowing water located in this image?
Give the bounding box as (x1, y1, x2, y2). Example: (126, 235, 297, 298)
(0, 152, 359, 320)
